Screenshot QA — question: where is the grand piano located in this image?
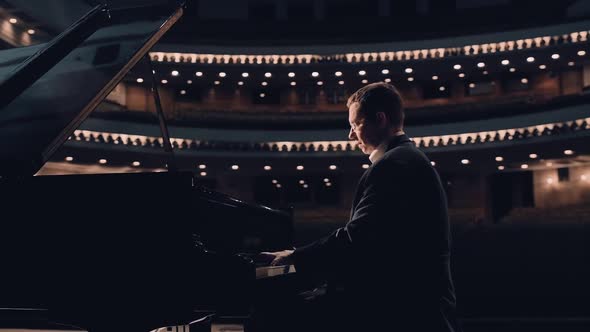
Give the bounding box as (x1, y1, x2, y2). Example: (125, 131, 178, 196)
(0, 1, 297, 331)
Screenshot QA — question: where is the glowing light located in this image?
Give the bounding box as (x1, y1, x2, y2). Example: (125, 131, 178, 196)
(381, 69, 390, 74)
(407, 77, 414, 81)
(161, 79, 168, 84)
(218, 72, 226, 77)
(323, 178, 330, 182)
(187, 80, 193, 84)
(362, 79, 368, 84)
(551, 53, 560, 59)
(303, 184, 309, 188)
(329, 165, 337, 170)
(199, 164, 206, 169)
(568, 61, 575, 66)
(272, 179, 278, 184)
(311, 72, 319, 77)
(195, 71, 203, 77)
(214, 80, 220, 85)
(132, 161, 141, 167)
(564, 149, 574, 155)
(296, 165, 304, 171)
(358, 70, 367, 76)
(526, 56, 535, 62)
(509, 67, 516, 72)
(242, 72, 249, 77)
(259, 93, 265, 98)
(439, 86, 446, 91)
(431, 161, 436, 166)
(453, 64, 461, 70)
(276, 184, 282, 188)
(27, 29, 35, 35)
(498, 165, 505, 170)
(529, 153, 538, 159)
(335, 71, 343, 77)
(477, 62, 485, 68)
(200, 172, 207, 176)
(238, 81, 244, 85)
(326, 182, 332, 187)
(338, 80, 344, 85)
(264, 165, 272, 171)
(546, 177, 555, 184)
(521, 78, 528, 84)
(99, 159, 107, 164)
(180, 90, 186, 95)
(136, 78, 144, 83)
(265, 72, 272, 78)
(171, 70, 179, 76)
(501, 59, 510, 65)
(404, 68, 413, 74)
(261, 81, 268, 86)
(458, 73, 465, 78)
(461, 159, 470, 165)
(317, 81, 323, 86)
(483, 70, 488, 75)
(521, 164, 529, 169)
(578, 50, 586, 56)
(469, 83, 476, 88)
(299, 180, 305, 184)
(65, 156, 73, 162)
(546, 162, 553, 167)
(288, 72, 295, 77)
(231, 165, 239, 170)
(9, 18, 17, 24)
(384, 78, 391, 82)
(362, 164, 370, 169)
(495, 156, 504, 162)
(539, 64, 546, 69)
(290, 81, 296, 86)
(432, 75, 438, 80)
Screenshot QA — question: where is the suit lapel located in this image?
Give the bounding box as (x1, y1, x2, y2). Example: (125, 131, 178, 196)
(350, 169, 370, 220)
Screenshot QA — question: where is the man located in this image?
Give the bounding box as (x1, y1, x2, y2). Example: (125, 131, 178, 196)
(261, 82, 461, 332)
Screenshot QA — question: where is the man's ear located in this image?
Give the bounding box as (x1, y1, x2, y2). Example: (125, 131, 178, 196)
(375, 112, 388, 128)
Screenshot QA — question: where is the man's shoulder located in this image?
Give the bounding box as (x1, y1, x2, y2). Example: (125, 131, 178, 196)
(383, 141, 427, 163)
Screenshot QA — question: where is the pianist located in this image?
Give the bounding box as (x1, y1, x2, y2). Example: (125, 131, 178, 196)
(260, 82, 461, 332)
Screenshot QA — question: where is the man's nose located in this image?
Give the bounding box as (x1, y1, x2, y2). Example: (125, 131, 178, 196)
(348, 128, 356, 140)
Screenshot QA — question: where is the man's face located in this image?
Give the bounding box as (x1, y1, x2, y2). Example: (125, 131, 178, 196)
(348, 102, 380, 155)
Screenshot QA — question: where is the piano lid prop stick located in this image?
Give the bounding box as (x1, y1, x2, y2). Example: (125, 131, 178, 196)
(145, 54, 177, 172)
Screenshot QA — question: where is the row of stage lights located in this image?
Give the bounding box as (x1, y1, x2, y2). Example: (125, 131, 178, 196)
(4, 17, 36, 35)
(62, 158, 370, 173)
(135, 51, 587, 87)
(63, 149, 577, 173)
(271, 178, 335, 189)
(544, 174, 589, 184)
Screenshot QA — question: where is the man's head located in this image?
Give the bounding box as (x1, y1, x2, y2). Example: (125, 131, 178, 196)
(347, 82, 404, 155)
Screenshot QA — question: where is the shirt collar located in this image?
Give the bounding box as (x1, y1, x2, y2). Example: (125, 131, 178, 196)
(369, 130, 405, 164)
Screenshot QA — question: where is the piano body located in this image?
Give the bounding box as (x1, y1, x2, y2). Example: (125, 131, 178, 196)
(0, 1, 295, 331)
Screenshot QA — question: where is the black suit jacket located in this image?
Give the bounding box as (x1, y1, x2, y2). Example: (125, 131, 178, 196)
(293, 134, 460, 331)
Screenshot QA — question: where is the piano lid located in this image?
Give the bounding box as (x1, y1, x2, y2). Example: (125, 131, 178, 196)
(0, 1, 185, 177)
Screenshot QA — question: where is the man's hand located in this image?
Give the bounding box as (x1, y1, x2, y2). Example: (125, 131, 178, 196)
(258, 249, 294, 266)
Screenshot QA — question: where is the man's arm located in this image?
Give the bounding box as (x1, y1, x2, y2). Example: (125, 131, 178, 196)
(292, 160, 410, 281)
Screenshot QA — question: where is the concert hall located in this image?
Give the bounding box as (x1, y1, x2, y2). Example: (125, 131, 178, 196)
(0, 0, 589, 331)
